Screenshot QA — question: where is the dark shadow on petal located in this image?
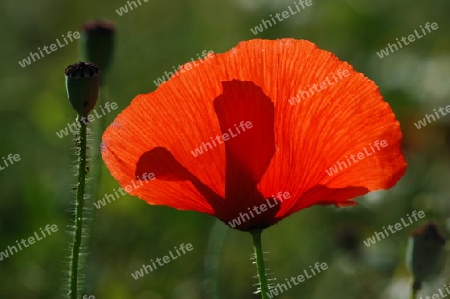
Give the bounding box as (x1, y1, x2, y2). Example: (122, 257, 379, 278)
(134, 80, 280, 231)
(135, 147, 227, 211)
(213, 80, 276, 208)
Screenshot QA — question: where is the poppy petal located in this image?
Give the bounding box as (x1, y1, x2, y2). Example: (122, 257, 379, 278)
(213, 80, 275, 211)
(102, 38, 407, 230)
(206, 39, 406, 218)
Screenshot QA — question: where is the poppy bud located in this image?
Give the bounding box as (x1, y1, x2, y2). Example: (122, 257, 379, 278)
(406, 222, 446, 288)
(80, 20, 115, 74)
(65, 61, 100, 116)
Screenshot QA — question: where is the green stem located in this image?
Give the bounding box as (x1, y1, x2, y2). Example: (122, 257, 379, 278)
(69, 117, 87, 299)
(203, 220, 229, 299)
(93, 85, 108, 198)
(410, 281, 420, 299)
(250, 229, 270, 299)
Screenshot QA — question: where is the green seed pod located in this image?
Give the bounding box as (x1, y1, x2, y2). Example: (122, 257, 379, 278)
(65, 61, 100, 116)
(80, 20, 115, 74)
(406, 222, 446, 287)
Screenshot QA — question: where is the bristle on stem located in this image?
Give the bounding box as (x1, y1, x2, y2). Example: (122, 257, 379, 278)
(250, 230, 272, 299)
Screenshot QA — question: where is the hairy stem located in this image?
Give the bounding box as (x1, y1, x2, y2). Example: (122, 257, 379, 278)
(69, 117, 87, 299)
(250, 229, 270, 299)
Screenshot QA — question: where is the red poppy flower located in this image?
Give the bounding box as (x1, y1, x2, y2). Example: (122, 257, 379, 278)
(101, 38, 407, 231)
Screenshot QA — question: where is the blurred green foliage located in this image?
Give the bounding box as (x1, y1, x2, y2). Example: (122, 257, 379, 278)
(0, 0, 449, 298)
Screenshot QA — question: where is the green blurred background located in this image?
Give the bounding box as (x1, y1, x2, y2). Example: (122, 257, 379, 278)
(1, 0, 449, 298)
